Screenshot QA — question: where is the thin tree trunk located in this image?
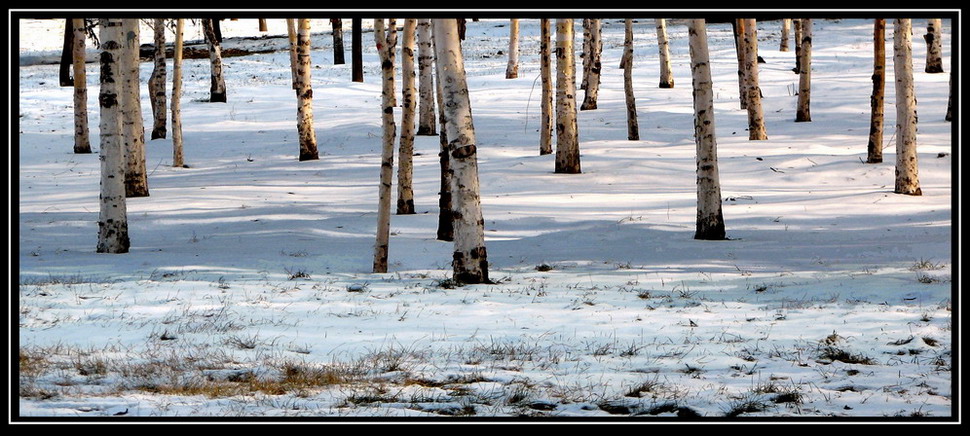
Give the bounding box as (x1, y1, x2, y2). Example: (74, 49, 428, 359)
(416, 19, 437, 136)
(397, 19, 417, 215)
(373, 19, 397, 274)
(623, 19, 639, 141)
(539, 18, 554, 155)
(352, 18, 363, 82)
(556, 19, 581, 174)
(780, 18, 791, 52)
(172, 19, 185, 168)
(742, 19, 768, 139)
(688, 19, 726, 241)
(60, 18, 74, 87)
(580, 19, 601, 110)
(656, 18, 674, 88)
(733, 19, 747, 110)
(121, 19, 149, 198)
(259, 19, 267, 32)
(924, 19, 944, 73)
(457, 18, 466, 40)
(97, 17, 131, 254)
(72, 18, 91, 154)
(795, 19, 812, 123)
(387, 19, 398, 107)
(286, 19, 299, 90)
(149, 18, 167, 140)
(581, 19, 590, 90)
(945, 70, 952, 122)
(866, 19, 886, 164)
(296, 19, 319, 162)
(432, 18, 489, 284)
(506, 19, 520, 79)
(893, 19, 921, 196)
(793, 18, 803, 73)
(331, 18, 345, 65)
(433, 25, 453, 241)
(203, 19, 227, 102)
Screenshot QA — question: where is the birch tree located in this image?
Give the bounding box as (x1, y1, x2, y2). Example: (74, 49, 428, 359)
(433, 28, 453, 241)
(121, 19, 149, 197)
(893, 19, 921, 196)
(433, 18, 490, 284)
(97, 17, 131, 254)
(352, 18, 363, 82)
(373, 19, 397, 274)
(387, 19, 398, 107)
(296, 19, 319, 161)
(172, 18, 185, 168)
(60, 18, 74, 87)
(945, 71, 952, 122)
(331, 18, 346, 65)
(866, 19, 886, 164)
(780, 18, 791, 52)
(795, 19, 813, 123)
(286, 19, 299, 89)
(148, 18, 167, 139)
(688, 19, 726, 241)
(741, 19, 767, 139)
(733, 19, 747, 109)
(416, 19, 437, 136)
(539, 18, 553, 155)
(580, 18, 601, 111)
(506, 19, 520, 79)
(656, 18, 674, 88)
(924, 19, 944, 73)
(581, 19, 590, 90)
(202, 19, 227, 102)
(397, 19, 417, 215)
(622, 19, 639, 140)
(793, 18, 803, 73)
(72, 18, 91, 154)
(556, 19, 581, 174)
(259, 19, 267, 32)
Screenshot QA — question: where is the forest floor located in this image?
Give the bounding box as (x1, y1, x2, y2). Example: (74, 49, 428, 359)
(15, 17, 956, 421)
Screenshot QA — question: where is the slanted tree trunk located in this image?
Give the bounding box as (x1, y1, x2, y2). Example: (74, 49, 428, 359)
(149, 18, 167, 140)
(780, 18, 791, 52)
(352, 18, 363, 82)
(121, 19, 149, 198)
(433, 25, 453, 241)
(373, 19, 397, 274)
(433, 18, 489, 284)
(539, 18, 554, 155)
(945, 70, 952, 122)
(172, 18, 185, 168)
(688, 19, 726, 241)
(741, 19, 768, 139)
(259, 19, 267, 32)
(71, 18, 91, 154)
(295, 19, 319, 162)
(623, 19, 639, 141)
(60, 18, 74, 87)
(580, 19, 601, 110)
(733, 19, 747, 109)
(416, 19, 437, 136)
(97, 18, 131, 254)
(286, 19, 299, 90)
(656, 18, 674, 88)
(331, 18, 345, 65)
(397, 19, 417, 215)
(866, 19, 886, 164)
(924, 19, 944, 73)
(202, 18, 227, 102)
(795, 19, 812, 122)
(556, 19, 581, 174)
(893, 19, 921, 196)
(793, 18, 803, 73)
(506, 19, 519, 79)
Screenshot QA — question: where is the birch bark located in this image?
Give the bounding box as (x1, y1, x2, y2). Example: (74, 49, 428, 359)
(149, 18, 167, 139)
(72, 18, 91, 153)
(539, 18, 554, 155)
(97, 18, 131, 253)
(893, 19, 921, 196)
(688, 19, 726, 241)
(656, 19, 674, 88)
(416, 19, 437, 136)
(556, 19, 581, 173)
(296, 19, 319, 161)
(623, 19, 639, 140)
(795, 19, 812, 122)
(506, 19, 519, 79)
(741, 19, 768, 139)
(373, 19, 397, 273)
(397, 19, 417, 215)
(172, 18, 185, 168)
(867, 19, 886, 163)
(121, 19, 149, 197)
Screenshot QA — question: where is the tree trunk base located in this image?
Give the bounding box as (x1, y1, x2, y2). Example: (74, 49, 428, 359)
(396, 199, 416, 215)
(299, 152, 319, 161)
(925, 65, 944, 74)
(659, 81, 674, 89)
(151, 129, 167, 140)
(580, 102, 597, 111)
(416, 126, 437, 136)
(209, 93, 227, 103)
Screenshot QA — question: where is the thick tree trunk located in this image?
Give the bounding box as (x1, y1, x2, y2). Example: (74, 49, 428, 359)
(688, 19, 726, 241)
(793, 19, 803, 73)
(741, 19, 768, 139)
(795, 19, 812, 122)
(733, 19, 747, 110)
(506, 19, 519, 79)
(72, 18, 91, 154)
(866, 19, 886, 164)
(924, 19, 944, 73)
(60, 18, 74, 87)
(286, 19, 299, 90)
(373, 19, 397, 274)
(296, 19, 319, 162)
(780, 18, 791, 52)
(656, 19, 674, 88)
(623, 19, 639, 141)
(539, 18, 554, 155)
(556, 19, 581, 174)
(352, 18, 363, 82)
(203, 19, 227, 102)
(580, 19, 601, 110)
(97, 18, 131, 254)
(893, 19, 921, 196)
(433, 26, 454, 241)
(172, 19, 185, 168)
(331, 18, 346, 65)
(149, 18, 167, 140)
(121, 19, 149, 198)
(416, 19, 437, 136)
(432, 18, 489, 285)
(397, 19, 417, 215)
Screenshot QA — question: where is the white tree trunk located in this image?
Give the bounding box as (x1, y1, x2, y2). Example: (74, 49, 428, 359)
(581, 19, 590, 90)
(656, 18, 674, 88)
(172, 18, 185, 168)
(296, 19, 318, 161)
(72, 18, 91, 154)
(539, 18, 553, 155)
(556, 19, 581, 174)
(373, 19, 397, 273)
(867, 19, 886, 164)
(733, 19, 747, 109)
(432, 25, 453, 241)
(506, 19, 519, 79)
(580, 19, 601, 110)
(97, 18, 131, 254)
(688, 19, 726, 241)
(397, 19, 417, 215)
(623, 19, 639, 141)
(416, 19, 437, 136)
(924, 19, 944, 73)
(286, 19, 299, 90)
(893, 19, 921, 196)
(432, 18, 489, 284)
(793, 18, 803, 73)
(203, 19, 227, 102)
(780, 18, 791, 52)
(796, 19, 813, 122)
(121, 19, 149, 197)
(387, 19, 398, 108)
(741, 19, 767, 139)
(149, 18, 167, 140)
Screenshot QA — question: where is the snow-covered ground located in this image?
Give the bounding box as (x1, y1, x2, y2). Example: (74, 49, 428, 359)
(16, 17, 955, 420)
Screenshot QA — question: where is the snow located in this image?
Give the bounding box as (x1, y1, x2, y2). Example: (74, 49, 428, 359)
(15, 17, 955, 421)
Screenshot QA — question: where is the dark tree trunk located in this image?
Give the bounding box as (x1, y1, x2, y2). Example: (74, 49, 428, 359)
(60, 18, 74, 87)
(352, 18, 363, 82)
(331, 18, 345, 65)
